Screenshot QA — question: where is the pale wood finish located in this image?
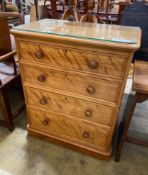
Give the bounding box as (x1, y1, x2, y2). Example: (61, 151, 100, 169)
(19, 41, 126, 79)
(11, 19, 141, 159)
(21, 63, 120, 103)
(133, 61, 148, 94)
(29, 108, 110, 148)
(12, 19, 141, 50)
(25, 86, 115, 126)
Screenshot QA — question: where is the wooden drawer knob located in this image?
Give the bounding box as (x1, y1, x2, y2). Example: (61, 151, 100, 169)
(37, 75, 46, 82)
(83, 131, 89, 138)
(42, 117, 49, 125)
(85, 109, 92, 117)
(35, 50, 44, 59)
(64, 49, 67, 54)
(39, 97, 47, 105)
(87, 85, 95, 94)
(87, 60, 98, 69)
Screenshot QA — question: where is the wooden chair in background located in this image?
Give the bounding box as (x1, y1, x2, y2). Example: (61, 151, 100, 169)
(62, 0, 101, 22)
(0, 0, 20, 13)
(0, 0, 24, 26)
(115, 61, 148, 162)
(106, 1, 131, 24)
(80, 0, 103, 23)
(44, 0, 65, 19)
(80, 0, 105, 23)
(76, 0, 89, 14)
(62, 0, 80, 21)
(0, 14, 25, 131)
(0, 11, 24, 26)
(77, 0, 100, 14)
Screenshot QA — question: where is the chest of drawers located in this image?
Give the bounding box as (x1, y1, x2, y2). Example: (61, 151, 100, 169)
(12, 20, 141, 159)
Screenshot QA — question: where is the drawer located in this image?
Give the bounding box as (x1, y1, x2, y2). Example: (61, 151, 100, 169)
(19, 42, 126, 78)
(29, 108, 110, 148)
(21, 64, 120, 103)
(25, 87, 115, 126)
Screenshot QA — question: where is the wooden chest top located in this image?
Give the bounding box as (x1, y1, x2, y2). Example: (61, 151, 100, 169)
(11, 19, 141, 51)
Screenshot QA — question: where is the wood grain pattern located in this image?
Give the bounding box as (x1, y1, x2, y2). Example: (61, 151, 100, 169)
(19, 41, 126, 79)
(11, 20, 141, 159)
(29, 107, 110, 148)
(133, 61, 148, 94)
(25, 86, 115, 126)
(28, 126, 111, 160)
(21, 63, 120, 103)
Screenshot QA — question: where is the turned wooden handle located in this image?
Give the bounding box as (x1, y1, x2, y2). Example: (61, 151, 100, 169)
(87, 85, 95, 94)
(64, 49, 67, 53)
(83, 131, 89, 138)
(42, 117, 49, 125)
(87, 60, 98, 69)
(37, 75, 46, 82)
(35, 50, 44, 59)
(39, 97, 47, 105)
(85, 109, 92, 117)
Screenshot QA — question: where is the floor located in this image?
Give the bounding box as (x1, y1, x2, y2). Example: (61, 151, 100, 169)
(0, 79, 148, 175)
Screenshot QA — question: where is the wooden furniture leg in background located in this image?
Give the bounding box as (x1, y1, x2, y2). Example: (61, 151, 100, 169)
(0, 14, 25, 131)
(115, 92, 148, 162)
(0, 88, 14, 131)
(115, 61, 148, 162)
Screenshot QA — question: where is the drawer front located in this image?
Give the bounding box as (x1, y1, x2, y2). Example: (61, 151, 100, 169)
(19, 42, 125, 78)
(22, 64, 120, 103)
(25, 87, 115, 126)
(29, 108, 110, 148)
